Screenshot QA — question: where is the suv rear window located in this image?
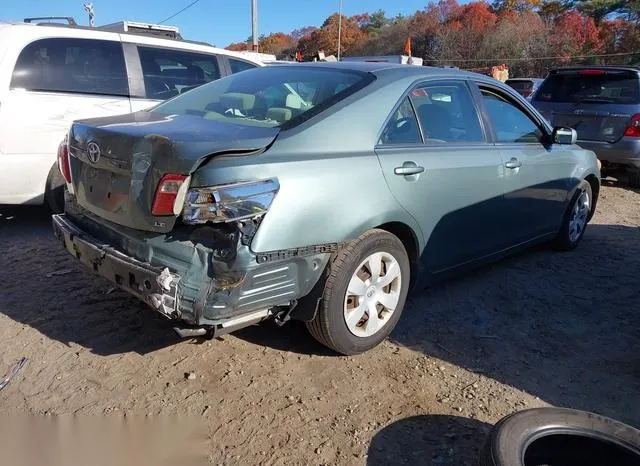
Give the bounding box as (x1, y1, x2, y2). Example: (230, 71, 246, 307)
(151, 66, 374, 129)
(506, 80, 533, 92)
(11, 38, 128, 96)
(535, 71, 640, 104)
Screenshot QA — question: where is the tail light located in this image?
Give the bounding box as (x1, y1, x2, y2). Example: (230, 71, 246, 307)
(624, 114, 640, 138)
(57, 136, 72, 184)
(152, 174, 189, 216)
(578, 69, 605, 76)
(182, 178, 279, 224)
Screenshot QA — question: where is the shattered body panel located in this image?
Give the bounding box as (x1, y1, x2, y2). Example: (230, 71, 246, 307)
(54, 197, 329, 326)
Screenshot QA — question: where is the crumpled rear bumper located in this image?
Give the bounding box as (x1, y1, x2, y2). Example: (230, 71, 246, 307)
(53, 214, 182, 320)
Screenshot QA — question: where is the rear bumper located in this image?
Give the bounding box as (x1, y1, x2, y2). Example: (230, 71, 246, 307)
(52, 212, 329, 327)
(53, 214, 181, 319)
(578, 138, 640, 169)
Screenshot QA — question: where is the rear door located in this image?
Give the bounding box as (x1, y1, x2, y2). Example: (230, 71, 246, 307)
(0, 36, 131, 203)
(476, 82, 574, 242)
(375, 79, 507, 273)
(127, 44, 224, 112)
(532, 69, 640, 144)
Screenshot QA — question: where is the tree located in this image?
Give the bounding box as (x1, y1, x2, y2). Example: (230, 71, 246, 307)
(551, 10, 603, 61)
(571, 0, 635, 22)
(539, 1, 568, 19)
(258, 32, 296, 55)
(297, 13, 367, 58)
(225, 42, 248, 51)
(291, 26, 317, 41)
(492, 0, 543, 12)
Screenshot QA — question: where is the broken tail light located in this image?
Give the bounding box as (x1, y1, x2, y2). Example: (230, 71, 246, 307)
(624, 114, 640, 138)
(57, 136, 72, 184)
(152, 174, 189, 216)
(182, 178, 279, 224)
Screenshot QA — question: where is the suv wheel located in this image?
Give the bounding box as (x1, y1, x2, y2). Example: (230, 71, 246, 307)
(552, 180, 592, 251)
(306, 229, 410, 355)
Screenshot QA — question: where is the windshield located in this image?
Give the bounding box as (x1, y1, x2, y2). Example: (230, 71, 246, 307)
(151, 66, 373, 129)
(534, 71, 640, 104)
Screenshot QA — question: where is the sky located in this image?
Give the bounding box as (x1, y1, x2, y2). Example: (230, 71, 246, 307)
(1, 0, 438, 48)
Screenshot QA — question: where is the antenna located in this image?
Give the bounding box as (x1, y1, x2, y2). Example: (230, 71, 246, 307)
(83, 3, 95, 27)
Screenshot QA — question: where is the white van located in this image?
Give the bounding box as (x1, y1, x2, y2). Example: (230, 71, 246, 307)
(0, 18, 263, 211)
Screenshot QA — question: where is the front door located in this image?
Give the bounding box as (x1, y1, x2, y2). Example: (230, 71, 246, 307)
(476, 84, 574, 243)
(375, 80, 507, 273)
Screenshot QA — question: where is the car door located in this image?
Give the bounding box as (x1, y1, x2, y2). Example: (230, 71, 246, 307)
(0, 36, 132, 203)
(475, 82, 574, 243)
(375, 80, 507, 273)
(128, 44, 224, 112)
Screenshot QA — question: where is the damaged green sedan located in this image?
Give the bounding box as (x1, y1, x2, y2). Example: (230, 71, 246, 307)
(53, 63, 600, 355)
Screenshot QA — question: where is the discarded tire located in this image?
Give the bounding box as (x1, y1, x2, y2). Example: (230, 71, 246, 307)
(480, 407, 640, 466)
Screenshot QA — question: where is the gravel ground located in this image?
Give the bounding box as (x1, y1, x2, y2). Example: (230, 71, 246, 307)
(1, 182, 639, 465)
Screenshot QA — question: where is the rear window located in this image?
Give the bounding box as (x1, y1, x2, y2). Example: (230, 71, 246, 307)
(151, 66, 374, 129)
(11, 38, 128, 96)
(506, 80, 533, 92)
(535, 71, 640, 104)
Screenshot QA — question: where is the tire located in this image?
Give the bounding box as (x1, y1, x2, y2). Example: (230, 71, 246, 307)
(45, 163, 66, 214)
(552, 179, 592, 251)
(628, 169, 640, 189)
(479, 407, 640, 466)
(305, 229, 410, 356)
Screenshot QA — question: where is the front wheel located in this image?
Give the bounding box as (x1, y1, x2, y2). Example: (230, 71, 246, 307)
(306, 229, 410, 355)
(552, 180, 592, 251)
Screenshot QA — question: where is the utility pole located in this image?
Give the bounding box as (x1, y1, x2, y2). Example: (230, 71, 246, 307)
(251, 0, 258, 52)
(337, 0, 343, 60)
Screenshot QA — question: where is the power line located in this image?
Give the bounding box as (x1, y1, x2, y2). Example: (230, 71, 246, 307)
(434, 51, 640, 63)
(159, 0, 202, 24)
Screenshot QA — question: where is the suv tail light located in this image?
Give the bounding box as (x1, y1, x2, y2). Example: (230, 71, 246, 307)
(152, 174, 189, 216)
(578, 69, 605, 76)
(57, 136, 72, 184)
(182, 178, 279, 224)
(624, 114, 640, 138)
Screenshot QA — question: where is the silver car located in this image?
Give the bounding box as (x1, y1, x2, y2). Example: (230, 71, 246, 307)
(52, 63, 601, 355)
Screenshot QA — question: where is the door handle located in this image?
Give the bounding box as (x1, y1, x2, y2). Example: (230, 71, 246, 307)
(504, 158, 522, 169)
(394, 162, 425, 176)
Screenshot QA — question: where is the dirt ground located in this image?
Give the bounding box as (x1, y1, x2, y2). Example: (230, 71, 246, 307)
(1, 180, 639, 465)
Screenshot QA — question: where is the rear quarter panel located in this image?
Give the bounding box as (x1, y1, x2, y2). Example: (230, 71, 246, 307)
(190, 74, 426, 254)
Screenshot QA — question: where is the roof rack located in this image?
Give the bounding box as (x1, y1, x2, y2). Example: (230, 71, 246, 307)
(97, 21, 182, 40)
(24, 16, 77, 26)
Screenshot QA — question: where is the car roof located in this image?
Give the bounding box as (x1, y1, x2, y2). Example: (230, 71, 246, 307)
(0, 22, 263, 65)
(284, 61, 490, 80)
(549, 65, 640, 74)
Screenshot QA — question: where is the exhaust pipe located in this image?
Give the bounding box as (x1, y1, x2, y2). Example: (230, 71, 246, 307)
(173, 309, 271, 339)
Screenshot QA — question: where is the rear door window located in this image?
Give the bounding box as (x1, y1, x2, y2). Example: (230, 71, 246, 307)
(138, 47, 221, 100)
(379, 97, 422, 145)
(409, 82, 484, 143)
(11, 38, 128, 96)
(535, 71, 640, 104)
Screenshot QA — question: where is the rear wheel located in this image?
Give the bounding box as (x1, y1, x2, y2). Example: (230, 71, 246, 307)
(627, 169, 640, 189)
(306, 229, 410, 355)
(552, 179, 592, 251)
(45, 163, 65, 214)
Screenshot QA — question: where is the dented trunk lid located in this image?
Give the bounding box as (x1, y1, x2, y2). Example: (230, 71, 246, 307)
(68, 111, 278, 233)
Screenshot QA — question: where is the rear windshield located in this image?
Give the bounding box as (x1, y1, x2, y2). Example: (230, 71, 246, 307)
(151, 66, 374, 129)
(534, 71, 640, 104)
(507, 80, 533, 92)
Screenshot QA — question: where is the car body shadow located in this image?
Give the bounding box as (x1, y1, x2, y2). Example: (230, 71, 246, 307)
(1, 205, 184, 355)
(367, 415, 491, 466)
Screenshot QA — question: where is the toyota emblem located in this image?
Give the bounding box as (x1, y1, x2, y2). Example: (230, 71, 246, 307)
(87, 142, 101, 163)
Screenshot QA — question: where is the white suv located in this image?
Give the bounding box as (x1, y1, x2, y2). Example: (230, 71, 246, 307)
(0, 18, 262, 211)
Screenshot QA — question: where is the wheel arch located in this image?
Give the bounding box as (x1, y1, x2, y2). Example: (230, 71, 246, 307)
(374, 221, 421, 289)
(584, 173, 600, 221)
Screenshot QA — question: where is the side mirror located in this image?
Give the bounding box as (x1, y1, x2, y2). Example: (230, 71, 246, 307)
(552, 127, 577, 145)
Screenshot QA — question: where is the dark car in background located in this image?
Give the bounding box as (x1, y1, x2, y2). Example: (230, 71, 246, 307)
(532, 66, 640, 186)
(506, 78, 543, 100)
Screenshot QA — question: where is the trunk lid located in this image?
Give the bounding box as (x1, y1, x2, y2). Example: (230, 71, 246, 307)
(68, 111, 278, 233)
(532, 68, 640, 143)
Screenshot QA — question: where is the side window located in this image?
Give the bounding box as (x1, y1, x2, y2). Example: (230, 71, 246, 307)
(480, 89, 543, 143)
(409, 82, 484, 143)
(11, 38, 128, 96)
(229, 58, 257, 74)
(138, 47, 221, 100)
(379, 97, 422, 145)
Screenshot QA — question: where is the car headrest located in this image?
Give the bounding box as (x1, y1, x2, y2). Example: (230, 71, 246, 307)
(267, 108, 292, 123)
(219, 93, 256, 111)
(285, 93, 304, 109)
